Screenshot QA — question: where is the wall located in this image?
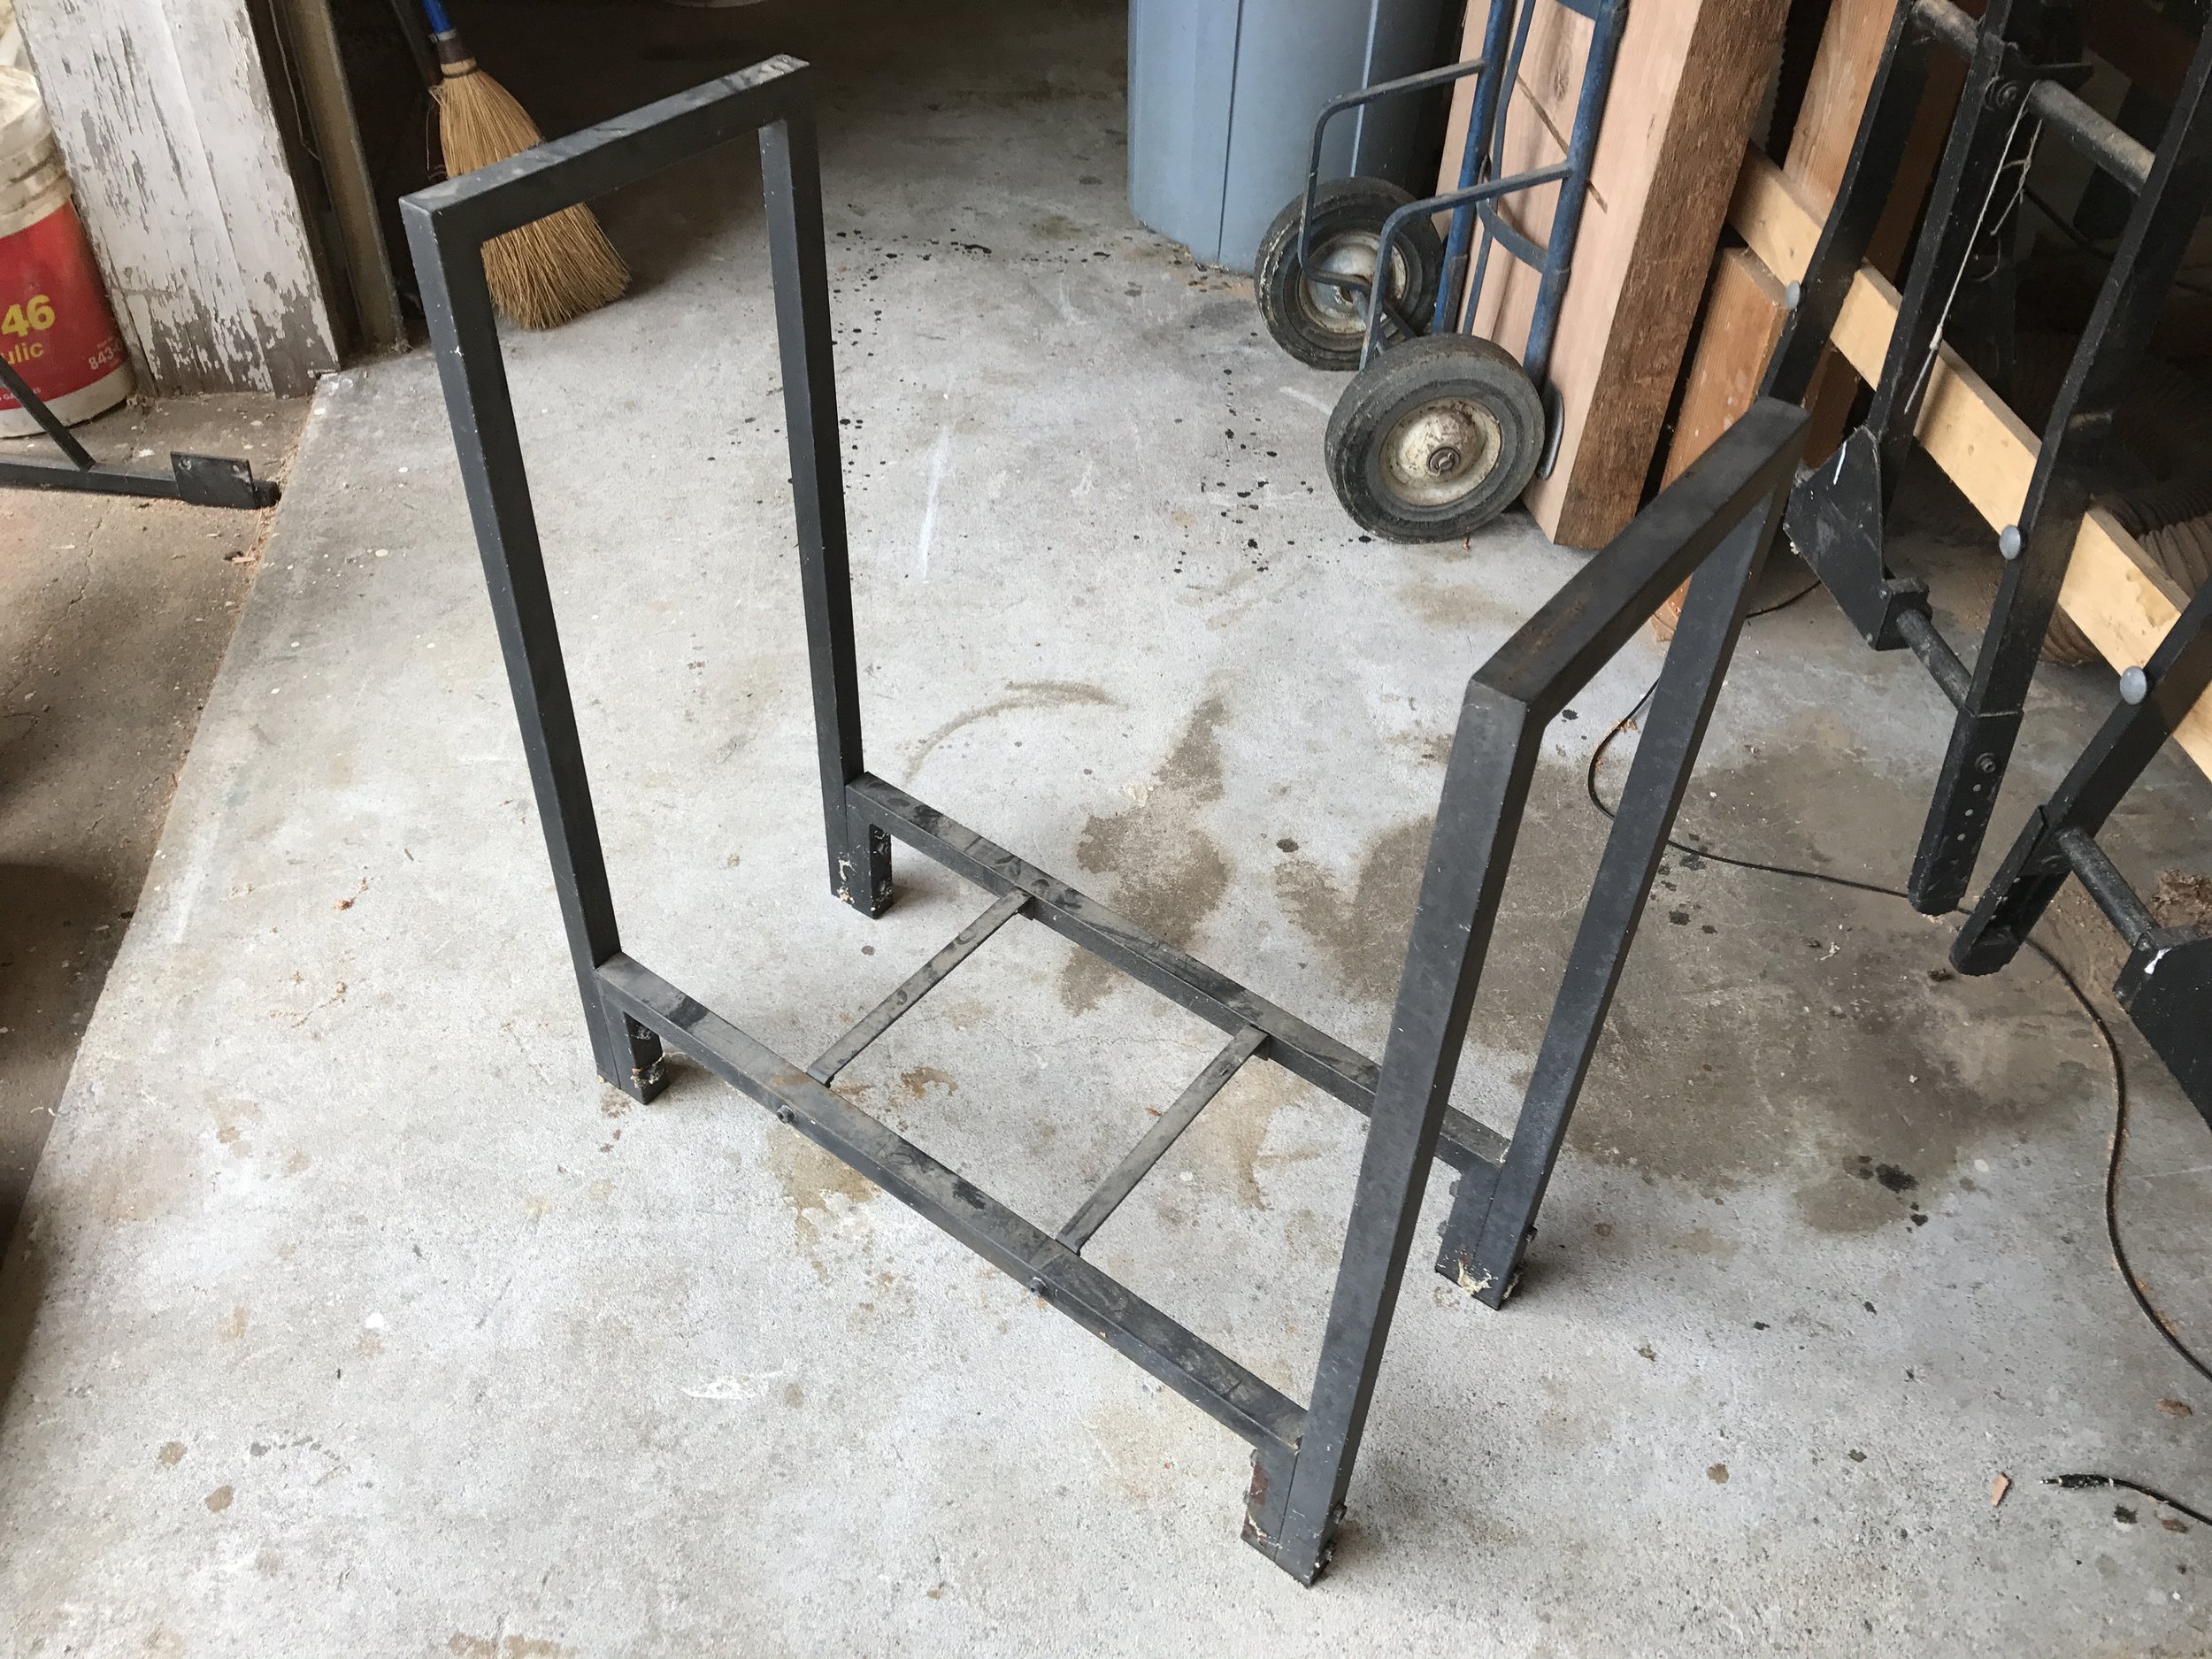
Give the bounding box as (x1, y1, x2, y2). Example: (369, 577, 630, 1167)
(17, 0, 340, 394)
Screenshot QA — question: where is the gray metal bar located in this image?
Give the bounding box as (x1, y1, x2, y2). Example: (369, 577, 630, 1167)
(1057, 1025, 1267, 1253)
(271, 0, 404, 351)
(1913, 2, 2152, 189)
(808, 889, 1028, 1083)
(2029, 79, 2154, 194)
(1911, 0, 1977, 56)
(1897, 609, 1972, 708)
(0, 457, 170, 498)
(2058, 826, 2161, 949)
(0, 449, 277, 507)
(843, 774, 1511, 1174)
(596, 952, 1308, 1455)
(0, 351, 96, 469)
(0, 355, 275, 508)
(762, 105, 892, 917)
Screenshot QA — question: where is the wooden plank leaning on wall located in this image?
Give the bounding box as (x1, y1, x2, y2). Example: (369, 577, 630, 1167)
(1437, 0, 1792, 548)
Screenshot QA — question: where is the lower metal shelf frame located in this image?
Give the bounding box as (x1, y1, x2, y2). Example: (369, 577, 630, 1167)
(402, 57, 1807, 1584)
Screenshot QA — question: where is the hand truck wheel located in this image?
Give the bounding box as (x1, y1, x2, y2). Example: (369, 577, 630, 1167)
(1254, 178, 1445, 372)
(1324, 333, 1544, 541)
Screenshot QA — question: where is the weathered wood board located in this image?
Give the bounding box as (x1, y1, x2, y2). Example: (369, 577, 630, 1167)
(16, 0, 339, 394)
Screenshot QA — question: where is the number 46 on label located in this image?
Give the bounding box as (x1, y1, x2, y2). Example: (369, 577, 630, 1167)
(2, 296, 58, 336)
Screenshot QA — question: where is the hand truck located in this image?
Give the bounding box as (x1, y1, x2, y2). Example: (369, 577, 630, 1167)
(1252, 0, 1628, 542)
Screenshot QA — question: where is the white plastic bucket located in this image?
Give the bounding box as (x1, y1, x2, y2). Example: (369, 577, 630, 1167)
(0, 60, 132, 436)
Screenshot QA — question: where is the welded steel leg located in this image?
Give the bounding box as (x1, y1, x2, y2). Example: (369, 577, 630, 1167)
(1243, 398, 1805, 1585)
(1243, 680, 1542, 1584)
(407, 210, 666, 1101)
(761, 111, 893, 918)
(1436, 488, 1785, 1307)
(1911, 37, 2212, 913)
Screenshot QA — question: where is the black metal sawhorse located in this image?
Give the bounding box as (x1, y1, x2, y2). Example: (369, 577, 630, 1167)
(403, 56, 1806, 1584)
(1770, 0, 2212, 1124)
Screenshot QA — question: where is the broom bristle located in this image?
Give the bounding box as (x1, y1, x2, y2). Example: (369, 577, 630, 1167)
(435, 68, 628, 330)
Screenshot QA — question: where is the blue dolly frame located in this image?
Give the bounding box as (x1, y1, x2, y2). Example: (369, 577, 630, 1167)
(1269, 0, 1629, 540)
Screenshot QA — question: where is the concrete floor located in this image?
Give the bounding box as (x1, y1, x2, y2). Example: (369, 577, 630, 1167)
(0, 395, 303, 1242)
(4, 3, 2211, 1652)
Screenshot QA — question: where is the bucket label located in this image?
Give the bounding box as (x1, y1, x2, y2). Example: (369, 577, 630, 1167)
(0, 198, 127, 410)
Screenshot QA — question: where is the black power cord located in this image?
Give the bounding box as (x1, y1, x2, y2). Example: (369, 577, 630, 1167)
(2044, 1474, 2212, 1530)
(1584, 620, 2211, 1533)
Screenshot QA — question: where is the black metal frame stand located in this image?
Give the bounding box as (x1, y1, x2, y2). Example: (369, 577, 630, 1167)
(403, 57, 1805, 1583)
(1773, 0, 2212, 1124)
(0, 356, 277, 509)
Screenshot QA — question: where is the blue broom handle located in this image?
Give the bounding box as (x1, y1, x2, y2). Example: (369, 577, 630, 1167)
(419, 0, 455, 35)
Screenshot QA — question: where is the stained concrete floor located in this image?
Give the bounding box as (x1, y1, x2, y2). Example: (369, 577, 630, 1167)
(4, 3, 2212, 1653)
(0, 395, 303, 1243)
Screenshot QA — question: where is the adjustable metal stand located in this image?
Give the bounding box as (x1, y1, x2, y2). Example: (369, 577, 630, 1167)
(403, 57, 1805, 1583)
(0, 356, 277, 509)
(1773, 0, 2212, 1124)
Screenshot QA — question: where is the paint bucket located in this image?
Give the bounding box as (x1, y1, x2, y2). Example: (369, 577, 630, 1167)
(0, 61, 131, 436)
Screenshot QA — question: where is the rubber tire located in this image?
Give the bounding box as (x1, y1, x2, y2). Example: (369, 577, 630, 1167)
(1324, 334, 1545, 541)
(1254, 179, 1446, 372)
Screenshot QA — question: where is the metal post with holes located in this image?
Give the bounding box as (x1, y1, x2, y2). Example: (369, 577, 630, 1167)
(405, 58, 1807, 1584)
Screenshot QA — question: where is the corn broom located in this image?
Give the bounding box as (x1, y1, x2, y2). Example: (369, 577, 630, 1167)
(418, 0, 627, 328)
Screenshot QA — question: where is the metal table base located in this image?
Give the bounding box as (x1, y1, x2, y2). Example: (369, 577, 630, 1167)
(403, 57, 1805, 1583)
